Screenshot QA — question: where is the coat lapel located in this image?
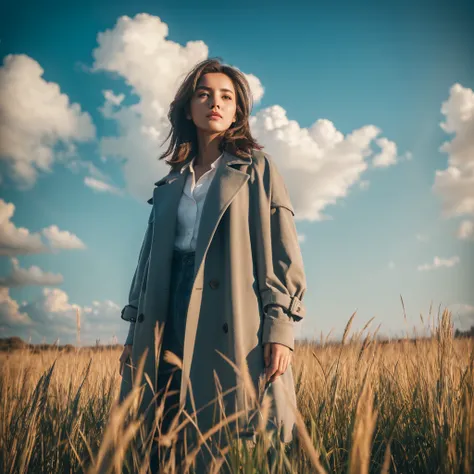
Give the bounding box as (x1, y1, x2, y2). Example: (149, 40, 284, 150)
(193, 150, 250, 278)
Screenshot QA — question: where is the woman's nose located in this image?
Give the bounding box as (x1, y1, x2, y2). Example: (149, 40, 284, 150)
(209, 95, 221, 108)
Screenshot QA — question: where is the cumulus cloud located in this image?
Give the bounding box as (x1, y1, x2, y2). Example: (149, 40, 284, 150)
(81, 299, 125, 344)
(433, 83, 474, 218)
(250, 109, 405, 221)
(0, 258, 63, 287)
(372, 138, 398, 167)
(103, 89, 125, 106)
(417, 256, 460, 271)
(42, 225, 86, 250)
(0, 287, 80, 342)
(0, 287, 33, 327)
(0, 54, 96, 188)
(0, 287, 126, 345)
(372, 138, 412, 168)
(0, 199, 47, 255)
(456, 220, 474, 240)
(243, 73, 264, 103)
(0, 199, 86, 255)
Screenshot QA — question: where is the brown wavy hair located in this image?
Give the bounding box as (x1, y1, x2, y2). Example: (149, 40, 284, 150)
(158, 57, 263, 171)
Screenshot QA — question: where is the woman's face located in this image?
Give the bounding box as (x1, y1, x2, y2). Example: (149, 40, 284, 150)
(187, 72, 237, 136)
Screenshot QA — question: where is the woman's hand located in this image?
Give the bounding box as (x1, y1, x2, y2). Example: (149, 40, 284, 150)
(263, 343, 292, 383)
(119, 344, 133, 377)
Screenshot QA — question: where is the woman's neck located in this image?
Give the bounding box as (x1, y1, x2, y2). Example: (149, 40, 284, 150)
(195, 135, 223, 167)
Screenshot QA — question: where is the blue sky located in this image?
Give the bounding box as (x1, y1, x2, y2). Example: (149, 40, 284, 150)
(0, 0, 473, 345)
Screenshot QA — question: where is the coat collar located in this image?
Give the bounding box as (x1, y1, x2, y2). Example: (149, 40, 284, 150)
(178, 150, 223, 176)
(151, 150, 252, 188)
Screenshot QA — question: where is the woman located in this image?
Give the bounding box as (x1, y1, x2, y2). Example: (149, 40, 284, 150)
(118, 58, 307, 471)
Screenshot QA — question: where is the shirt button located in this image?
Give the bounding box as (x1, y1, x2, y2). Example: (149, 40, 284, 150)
(137, 313, 144, 323)
(222, 322, 229, 333)
(209, 279, 220, 289)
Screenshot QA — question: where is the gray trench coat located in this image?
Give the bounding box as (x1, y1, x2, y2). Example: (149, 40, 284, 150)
(119, 148, 307, 450)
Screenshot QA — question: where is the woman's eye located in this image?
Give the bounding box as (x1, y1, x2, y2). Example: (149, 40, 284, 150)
(223, 95, 232, 100)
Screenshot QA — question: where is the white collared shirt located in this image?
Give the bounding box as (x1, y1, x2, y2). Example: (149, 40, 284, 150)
(174, 152, 224, 252)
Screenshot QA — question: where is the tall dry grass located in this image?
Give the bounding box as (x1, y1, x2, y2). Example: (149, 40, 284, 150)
(0, 308, 472, 473)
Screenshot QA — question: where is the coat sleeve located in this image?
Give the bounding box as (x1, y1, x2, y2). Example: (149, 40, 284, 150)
(254, 155, 307, 352)
(120, 207, 154, 324)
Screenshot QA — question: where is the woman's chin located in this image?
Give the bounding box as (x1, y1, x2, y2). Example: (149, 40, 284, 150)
(197, 123, 227, 135)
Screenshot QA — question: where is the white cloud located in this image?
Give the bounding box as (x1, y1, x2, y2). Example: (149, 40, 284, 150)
(0, 199, 86, 255)
(359, 180, 370, 190)
(0, 258, 63, 287)
(372, 138, 398, 168)
(0, 287, 125, 345)
(417, 255, 460, 271)
(103, 89, 125, 106)
(84, 176, 122, 195)
(456, 220, 474, 240)
(0, 199, 47, 255)
(0, 287, 33, 326)
(250, 108, 403, 221)
(433, 83, 474, 218)
(388, 261, 395, 270)
(0, 54, 96, 188)
(243, 73, 264, 103)
(42, 225, 86, 250)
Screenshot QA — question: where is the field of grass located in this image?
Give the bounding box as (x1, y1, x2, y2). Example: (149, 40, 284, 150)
(0, 308, 473, 473)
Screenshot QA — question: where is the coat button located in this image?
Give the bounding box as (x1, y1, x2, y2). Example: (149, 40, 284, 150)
(209, 279, 220, 289)
(222, 322, 229, 333)
(137, 313, 144, 323)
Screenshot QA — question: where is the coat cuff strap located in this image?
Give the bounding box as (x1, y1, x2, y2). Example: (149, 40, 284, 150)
(260, 290, 305, 319)
(121, 304, 138, 323)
